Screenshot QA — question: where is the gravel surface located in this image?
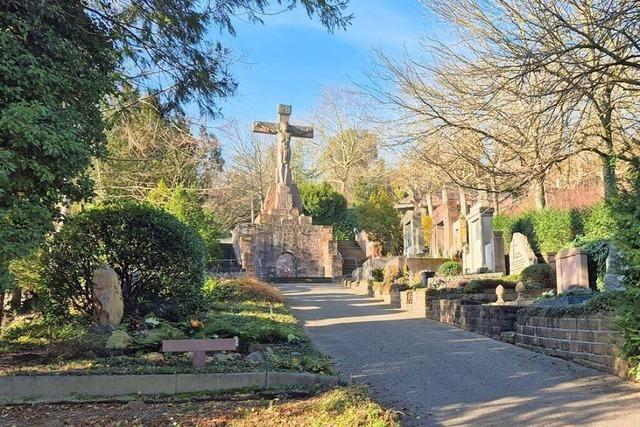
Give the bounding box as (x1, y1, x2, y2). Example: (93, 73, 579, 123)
(277, 282, 640, 426)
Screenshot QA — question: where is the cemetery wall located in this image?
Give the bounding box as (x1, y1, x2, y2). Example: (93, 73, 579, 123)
(426, 299, 521, 339)
(360, 257, 448, 282)
(511, 310, 625, 375)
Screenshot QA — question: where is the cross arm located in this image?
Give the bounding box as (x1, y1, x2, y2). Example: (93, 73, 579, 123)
(252, 121, 278, 134)
(288, 125, 314, 139)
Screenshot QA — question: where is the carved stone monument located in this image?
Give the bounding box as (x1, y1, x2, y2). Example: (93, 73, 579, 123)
(463, 202, 505, 274)
(92, 265, 124, 327)
(233, 105, 341, 279)
(402, 209, 426, 256)
(509, 232, 537, 275)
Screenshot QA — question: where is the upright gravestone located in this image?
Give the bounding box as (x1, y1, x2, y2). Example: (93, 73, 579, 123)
(509, 232, 537, 275)
(92, 265, 124, 327)
(604, 243, 625, 290)
(464, 202, 505, 273)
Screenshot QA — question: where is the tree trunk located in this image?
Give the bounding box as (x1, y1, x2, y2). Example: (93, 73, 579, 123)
(426, 193, 434, 216)
(600, 85, 618, 199)
(458, 187, 467, 216)
(602, 154, 617, 199)
(0, 290, 5, 330)
(534, 176, 547, 210)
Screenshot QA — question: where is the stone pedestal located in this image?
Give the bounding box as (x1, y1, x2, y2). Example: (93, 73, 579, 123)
(555, 247, 590, 294)
(233, 214, 341, 279)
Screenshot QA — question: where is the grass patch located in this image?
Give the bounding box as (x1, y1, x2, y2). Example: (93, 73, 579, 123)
(1, 385, 398, 427)
(233, 385, 399, 426)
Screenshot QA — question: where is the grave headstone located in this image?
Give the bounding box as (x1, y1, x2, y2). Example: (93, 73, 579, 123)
(509, 232, 537, 275)
(92, 265, 124, 327)
(555, 247, 590, 294)
(604, 243, 625, 290)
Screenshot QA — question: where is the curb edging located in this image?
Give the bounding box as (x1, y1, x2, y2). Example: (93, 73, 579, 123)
(0, 372, 343, 402)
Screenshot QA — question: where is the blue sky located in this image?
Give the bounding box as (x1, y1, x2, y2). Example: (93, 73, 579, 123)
(209, 0, 444, 131)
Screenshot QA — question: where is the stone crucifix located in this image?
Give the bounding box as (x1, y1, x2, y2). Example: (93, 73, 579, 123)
(253, 104, 313, 185)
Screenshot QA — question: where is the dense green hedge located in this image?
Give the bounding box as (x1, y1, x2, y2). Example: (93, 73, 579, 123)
(494, 203, 614, 254)
(41, 201, 207, 320)
(611, 174, 640, 360)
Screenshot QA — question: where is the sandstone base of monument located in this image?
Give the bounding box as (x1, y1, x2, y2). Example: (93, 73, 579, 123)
(233, 213, 341, 279)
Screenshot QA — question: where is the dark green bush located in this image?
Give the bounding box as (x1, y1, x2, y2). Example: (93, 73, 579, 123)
(581, 239, 609, 289)
(493, 214, 516, 251)
(521, 290, 623, 317)
(299, 181, 348, 226)
(463, 279, 517, 294)
(333, 209, 360, 240)
(437, 261, 462, 277)
(534, 210, 583, 253)
(510, 213, 538, 252)
(371, 268, 384, 282)
(520, 264, 555, 288)
(498, 209, 587, 255)
(611, 173, 640, 360)
(41, 201, 206, 320)
(583, 202, 616, 241)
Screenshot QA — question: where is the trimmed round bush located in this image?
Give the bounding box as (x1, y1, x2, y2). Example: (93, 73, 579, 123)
(437, 261, 462, 277)
(463, 279, 518, 294)
(371, 268, 384, 282)
(520, 264, 555, 289)
(42, 201, 206, 320)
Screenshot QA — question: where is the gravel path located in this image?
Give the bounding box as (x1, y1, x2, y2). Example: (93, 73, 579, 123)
(277, 282, 640, 426)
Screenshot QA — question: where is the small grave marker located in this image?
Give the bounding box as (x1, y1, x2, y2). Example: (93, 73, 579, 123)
(162, 337, 238, 368)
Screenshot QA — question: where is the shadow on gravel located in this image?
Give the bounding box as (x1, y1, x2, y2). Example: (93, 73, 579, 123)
(276, 282, 640, 427)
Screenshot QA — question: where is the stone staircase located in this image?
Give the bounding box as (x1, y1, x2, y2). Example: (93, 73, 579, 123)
(337, 240, 367, 276)
(215, 243, 241, 273)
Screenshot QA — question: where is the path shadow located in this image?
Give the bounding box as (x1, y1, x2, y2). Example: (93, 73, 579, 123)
(276, 282, 640, 427)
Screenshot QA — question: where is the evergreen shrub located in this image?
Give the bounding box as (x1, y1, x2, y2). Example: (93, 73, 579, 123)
(520, 264, 555, 289)
(437, 261, 462, 277)
(41, 202, 206, 320)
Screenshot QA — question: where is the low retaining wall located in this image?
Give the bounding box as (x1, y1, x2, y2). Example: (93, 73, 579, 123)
(427, 272, 504, 289)
(427, 299, 523, 339)
(512, 309, 625, 375)
(0, 372, 342, 402)
(361, 257, 449, 282)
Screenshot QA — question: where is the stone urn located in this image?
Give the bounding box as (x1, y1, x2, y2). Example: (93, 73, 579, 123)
(514, 281, 526, 305)
(495, 285, 505, 305)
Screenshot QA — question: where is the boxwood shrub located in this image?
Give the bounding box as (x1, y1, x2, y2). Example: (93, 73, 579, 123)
(520, 264, 555, 289)
(41, 201, 207, 320)
(463, 279, 517, 294)
(437, 261, 462, 277)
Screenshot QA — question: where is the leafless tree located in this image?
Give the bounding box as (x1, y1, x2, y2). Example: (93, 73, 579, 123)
(310, 86, 381, 199)
(206, 121, 275, 229)
(419, 0, 640, 197)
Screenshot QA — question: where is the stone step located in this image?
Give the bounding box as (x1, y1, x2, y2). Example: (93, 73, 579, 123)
(268, 277, 334, 283)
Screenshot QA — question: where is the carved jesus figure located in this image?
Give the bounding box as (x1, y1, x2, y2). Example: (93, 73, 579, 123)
(253, 104, 313, 186)
(278, 127, 292, 184)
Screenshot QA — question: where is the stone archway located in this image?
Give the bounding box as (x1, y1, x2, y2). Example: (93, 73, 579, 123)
(275, 252, 297, 277)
